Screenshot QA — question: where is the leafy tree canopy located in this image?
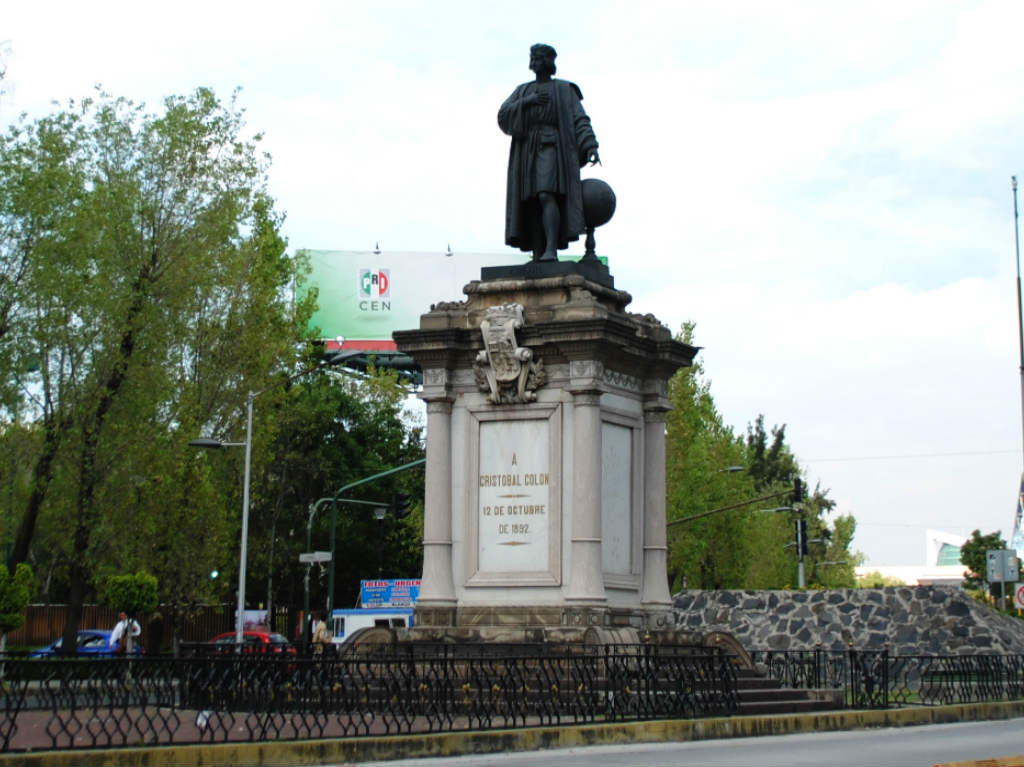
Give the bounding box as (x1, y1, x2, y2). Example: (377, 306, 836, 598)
(101, 572, 158, 616)
(0, 86, 316, 649)
(666, 323, 862, 590)
(855, 570, 906, 588)
(960, 529, 1007, 592)
(0, 563, 33, 634)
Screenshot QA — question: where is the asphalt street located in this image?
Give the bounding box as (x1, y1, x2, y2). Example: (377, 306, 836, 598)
(353, 718, 1024, 767)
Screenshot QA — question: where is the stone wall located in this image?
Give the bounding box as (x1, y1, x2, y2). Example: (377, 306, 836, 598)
(673, 587, 1024, 655)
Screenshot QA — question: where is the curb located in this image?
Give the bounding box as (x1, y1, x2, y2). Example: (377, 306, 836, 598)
(4, 701, 1024, 766)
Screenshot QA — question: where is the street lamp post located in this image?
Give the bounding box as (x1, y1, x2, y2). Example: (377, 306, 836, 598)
(189, 427, 248, 644)
(238, 391, 255, 644)
(300, 458, 426, 651)
(188, 391, 265, 645)
(190, 350, 360, 646)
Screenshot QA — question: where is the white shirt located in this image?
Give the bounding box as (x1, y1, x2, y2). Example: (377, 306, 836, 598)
(109, 618, 141, 649)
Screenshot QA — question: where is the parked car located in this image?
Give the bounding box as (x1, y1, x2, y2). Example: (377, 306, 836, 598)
(29, 629, 142, 657)
(206, 630, 296, 655)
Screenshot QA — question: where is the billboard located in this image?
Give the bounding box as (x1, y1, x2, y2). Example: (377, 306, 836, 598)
(360, 578, 422, 607)
(300, 249, 512, 351)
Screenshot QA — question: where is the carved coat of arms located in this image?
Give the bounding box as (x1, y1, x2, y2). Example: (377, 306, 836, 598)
(474, 304, 546, 404)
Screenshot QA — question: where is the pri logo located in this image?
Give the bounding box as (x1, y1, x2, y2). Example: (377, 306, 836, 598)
(359, 269, 390, 299)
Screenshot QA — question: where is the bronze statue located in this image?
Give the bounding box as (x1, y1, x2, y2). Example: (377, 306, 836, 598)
(498, 44, 600, 262)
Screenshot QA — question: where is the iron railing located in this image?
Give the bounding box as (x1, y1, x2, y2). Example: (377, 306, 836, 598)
(8, 643, 1020, 754)
(750, 648, 1024, 709)
(0, 643, 737, 753)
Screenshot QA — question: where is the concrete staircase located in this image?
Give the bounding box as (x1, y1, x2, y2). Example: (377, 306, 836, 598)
(734, 668, 844, 715)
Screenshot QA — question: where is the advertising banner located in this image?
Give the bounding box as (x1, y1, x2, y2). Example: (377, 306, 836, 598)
(360, 578, 422, 607)
(299, 249, 512, 349)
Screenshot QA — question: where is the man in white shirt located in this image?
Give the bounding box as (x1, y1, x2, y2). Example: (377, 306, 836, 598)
(109, 611, 141, 653)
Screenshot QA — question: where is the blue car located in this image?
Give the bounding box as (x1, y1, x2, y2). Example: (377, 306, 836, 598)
(29, 629, 142, 657)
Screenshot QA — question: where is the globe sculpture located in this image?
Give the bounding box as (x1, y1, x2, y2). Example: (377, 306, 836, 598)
(581, 179, 616, 261)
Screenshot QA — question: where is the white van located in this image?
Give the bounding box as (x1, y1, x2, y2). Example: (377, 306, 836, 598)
(330, 607, 414, 645)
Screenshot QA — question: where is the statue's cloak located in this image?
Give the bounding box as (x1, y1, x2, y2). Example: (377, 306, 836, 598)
(498, 79, 598, 252)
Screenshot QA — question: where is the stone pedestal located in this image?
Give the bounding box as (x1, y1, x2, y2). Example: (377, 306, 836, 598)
(394, 264, 696, 641)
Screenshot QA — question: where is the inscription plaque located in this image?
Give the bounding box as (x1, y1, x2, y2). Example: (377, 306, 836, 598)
(478, 419, 549, 572)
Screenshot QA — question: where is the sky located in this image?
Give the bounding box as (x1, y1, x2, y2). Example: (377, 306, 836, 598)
(4, 0, 1024, 566)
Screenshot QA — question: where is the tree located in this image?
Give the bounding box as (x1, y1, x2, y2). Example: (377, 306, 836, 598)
(666, 324, 861, 590)
(0, 87, 315, 651)
(856, 570, 906, 588)
(101, 571, 158, 617)
(666, 323, 758, 590)
(960, 529, 1006, 592)
(808, 512, 861, 588)
(745, 416, 800, 490)
(744, 416, 860, 588)
(0, 562, 32, 654)
(99, 572, 156, 655)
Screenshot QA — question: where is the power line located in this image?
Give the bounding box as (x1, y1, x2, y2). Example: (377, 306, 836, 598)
(805, 449, 1019, 464)
(666, 489, 791, 528)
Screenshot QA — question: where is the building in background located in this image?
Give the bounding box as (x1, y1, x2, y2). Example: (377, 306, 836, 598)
(854, 529, 967, 587)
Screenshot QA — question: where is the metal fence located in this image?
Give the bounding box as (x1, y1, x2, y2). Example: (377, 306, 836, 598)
(750, 648, 1024, 709)
(0, 643, 738, 753)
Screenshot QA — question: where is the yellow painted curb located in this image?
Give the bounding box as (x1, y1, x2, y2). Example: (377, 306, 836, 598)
(3, 701, 1024, 766)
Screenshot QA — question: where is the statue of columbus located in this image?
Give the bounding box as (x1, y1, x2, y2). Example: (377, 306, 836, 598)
(498, 44, 600, 262)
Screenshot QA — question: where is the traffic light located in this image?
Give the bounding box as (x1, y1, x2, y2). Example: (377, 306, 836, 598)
(390, 492, 412, 519)
(792, 478, 804, 505)
(795, 518, 808, 556)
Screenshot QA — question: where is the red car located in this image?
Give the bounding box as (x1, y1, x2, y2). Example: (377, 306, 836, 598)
(207, 630, 296, 655)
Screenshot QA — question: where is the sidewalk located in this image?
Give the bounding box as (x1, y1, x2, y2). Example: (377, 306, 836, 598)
(3, 700, 1023, 767)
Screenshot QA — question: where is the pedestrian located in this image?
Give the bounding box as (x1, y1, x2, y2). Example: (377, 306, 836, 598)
(311, 611, 331, 656)
(109, 611, 141, 654)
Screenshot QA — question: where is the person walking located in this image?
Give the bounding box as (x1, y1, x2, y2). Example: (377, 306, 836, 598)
(311, 611, 331, 657)
(109, 611, 141, 654)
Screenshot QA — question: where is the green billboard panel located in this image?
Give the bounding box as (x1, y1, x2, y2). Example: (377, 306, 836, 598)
(300, 249, 512, 348)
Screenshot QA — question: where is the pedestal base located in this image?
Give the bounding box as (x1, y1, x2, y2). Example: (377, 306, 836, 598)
(480, 258, 613, 288)
(403, 623, 709, 647)
(413, 603, 676, 638)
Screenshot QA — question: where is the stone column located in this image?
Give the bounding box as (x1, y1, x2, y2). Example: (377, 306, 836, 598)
(417, 388, 457, 613)
(566, 373, 607, 605)
(641, 402, 672, 608)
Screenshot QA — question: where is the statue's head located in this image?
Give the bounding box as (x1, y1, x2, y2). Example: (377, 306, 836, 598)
(529, 44, 557, 76)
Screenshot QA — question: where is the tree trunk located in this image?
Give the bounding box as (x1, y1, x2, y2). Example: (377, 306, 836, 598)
(62, 550, 87, 656)
(60, 275, 149, 654)
(9, 418, 62, 574)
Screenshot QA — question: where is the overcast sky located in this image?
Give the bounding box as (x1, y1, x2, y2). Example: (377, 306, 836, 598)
(5, 1, 1023, 566)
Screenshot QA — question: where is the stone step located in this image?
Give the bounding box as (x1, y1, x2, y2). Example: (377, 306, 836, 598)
(737, 697, 840, 715)
(737, 687, 828, 703)
(731, 667, 845, 714)
(735, 675, 788, 691)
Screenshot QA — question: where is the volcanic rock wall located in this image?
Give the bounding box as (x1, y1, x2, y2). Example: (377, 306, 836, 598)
(673, 586, 1024, 654)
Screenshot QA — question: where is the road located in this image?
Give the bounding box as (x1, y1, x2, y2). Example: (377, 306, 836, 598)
(354, 718, 1024, 767)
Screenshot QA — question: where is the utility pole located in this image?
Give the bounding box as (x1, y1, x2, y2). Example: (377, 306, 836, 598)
(1011, 177, 1024, 557)
(1014, 177, 1024, 467)
(793, 479, 807, 588)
